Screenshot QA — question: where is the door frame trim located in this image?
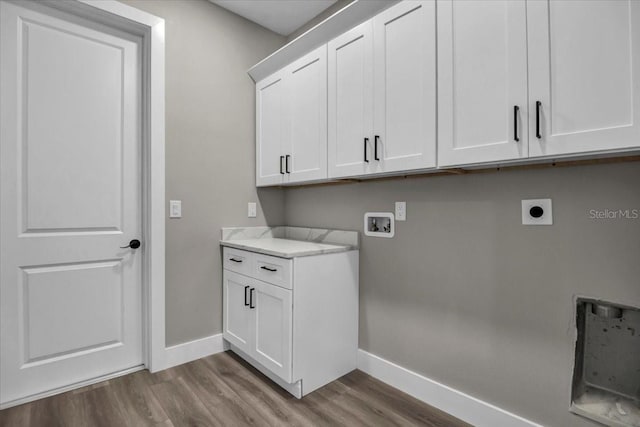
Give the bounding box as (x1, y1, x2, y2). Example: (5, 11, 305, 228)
(42, 0, 167, 372)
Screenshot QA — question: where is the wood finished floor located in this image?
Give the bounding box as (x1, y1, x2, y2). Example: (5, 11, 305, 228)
(0, 351, 470, 427)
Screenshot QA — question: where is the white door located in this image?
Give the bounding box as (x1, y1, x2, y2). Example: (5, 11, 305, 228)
(285, 46, 328, 184)
(437, 0, 529, 167)
(328, 21, 374, 179)
(373, 0, 437, 173)
(0, 1, 142, 405)
(252, 281, 292, 383)
(528, 0, 640, 157)
(256, 71, 286, 187)
(222, 271, 253, 354)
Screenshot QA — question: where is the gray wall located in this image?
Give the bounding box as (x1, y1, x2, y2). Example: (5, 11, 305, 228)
(122, 0, 286, 346)
(284, 162, 640, 427)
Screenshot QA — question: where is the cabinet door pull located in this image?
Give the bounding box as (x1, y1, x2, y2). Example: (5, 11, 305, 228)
(535, 101, 542, 139)
(280, 156, 285, 174)
(374, 135, 380, 161)
(364, 138, 369, 163)
(244, 285, 250, 306)
(285, 155, 291, 174)
(260, 266, 277, 272)
(249, 288, 255, 309)
(229, 258, 242, 263)
(513, 105, 520, 142)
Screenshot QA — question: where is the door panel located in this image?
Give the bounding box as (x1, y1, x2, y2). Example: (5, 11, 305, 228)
(256, 72, 285, 186)
(253, 281, 292, 383)
(223, 271, 253, 354)
(328, 21, 374, 178)
(286, 46, 327, 183)
(22, 19, 124, 232)
(1, 1, 142, 405)
(438, 0, 528, 166)
(528, 0, 640, 156)
(373, 1, 436, 173)
(21, 261, 123, 363)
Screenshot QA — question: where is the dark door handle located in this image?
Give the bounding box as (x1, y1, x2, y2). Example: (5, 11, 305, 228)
(280, 156, 285, 174)
(229, 258, 242, 263)
(364, 138, 369, 163)
(374, 135, 380, 161)
(513, 105, 520, 142)
(285, 155, 290, 174)
(260, 266, 277, 272)
(244, 285, 250, 306)
(249, 288, 255, 309)
(120, 239, 141, 249)
(535, 101, 542, 139)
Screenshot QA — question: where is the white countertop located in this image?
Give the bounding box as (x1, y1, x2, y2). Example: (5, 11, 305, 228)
(220, 238, 355, 258)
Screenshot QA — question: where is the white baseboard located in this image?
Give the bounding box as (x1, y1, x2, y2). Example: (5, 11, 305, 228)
(357, 349, 542, 427)
(164, 333, 226, 370)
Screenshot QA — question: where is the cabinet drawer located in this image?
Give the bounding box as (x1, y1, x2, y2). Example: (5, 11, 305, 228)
(254, 253, 292, 290)
(223, 247, 253, 276)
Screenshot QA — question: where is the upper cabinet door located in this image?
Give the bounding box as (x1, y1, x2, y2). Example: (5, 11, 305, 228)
(437, 0, 529, 167)
(284, 46, 328, 184)
(528, 0, 640, 157)
(373, 0, 436, 173)
(256, 72, 286, 187)
(328, 21, 374, 179)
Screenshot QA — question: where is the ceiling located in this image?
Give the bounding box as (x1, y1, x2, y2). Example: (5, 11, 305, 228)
(210, 0, 338, 36)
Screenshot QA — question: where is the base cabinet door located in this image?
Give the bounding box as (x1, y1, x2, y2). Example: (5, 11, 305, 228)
(252, 280, 292, 383)
(223, 271, 253, 354)
(527, 0, 640, 157)
(437, 0, 529, 167)
(373, 0, 436, 173)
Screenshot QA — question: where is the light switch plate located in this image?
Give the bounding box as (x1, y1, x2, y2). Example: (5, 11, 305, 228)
(522, 199, 552, 225)
(248, 202, 257, 218)
(395, 202, 406, 221)
(169, 200, 182, 218)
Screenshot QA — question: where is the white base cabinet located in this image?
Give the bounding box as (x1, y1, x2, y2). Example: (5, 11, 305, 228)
(222, 247, 359, 397)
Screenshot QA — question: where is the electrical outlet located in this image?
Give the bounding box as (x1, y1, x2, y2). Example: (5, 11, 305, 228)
(248, 202, 257, 218)
(169, 200, 182, 218)
(522, 199, 552, 225)
(395, 202, 406, 221)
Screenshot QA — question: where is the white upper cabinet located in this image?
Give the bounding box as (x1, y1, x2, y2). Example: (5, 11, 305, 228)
(256, 46, 327, 187)
(284, 46, 328, 184)
(528, 0, 640, 157)
(328, 21, 374, 179)
(373, 0, 436, 173)
(256, 71, 286, 186)
(437, 0, 529, 167)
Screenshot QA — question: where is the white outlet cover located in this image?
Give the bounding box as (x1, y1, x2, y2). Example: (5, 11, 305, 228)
(395, 202, 406, 221)
(522, 199, 552, 225)
(248, 202, 257, 218)
(169, 200, 182, 218)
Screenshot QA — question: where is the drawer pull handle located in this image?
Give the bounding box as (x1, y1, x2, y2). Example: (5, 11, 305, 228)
(249, 288, 255, 309)
(260, 266, 277, 272)
(244, 285, 250, 306)
(229, 258, 243, 263)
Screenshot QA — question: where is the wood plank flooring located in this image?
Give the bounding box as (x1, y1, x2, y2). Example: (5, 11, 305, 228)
(0, 351, 470, 427)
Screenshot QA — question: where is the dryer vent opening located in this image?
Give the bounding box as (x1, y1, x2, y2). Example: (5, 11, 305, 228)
(571, 299, 640, 426)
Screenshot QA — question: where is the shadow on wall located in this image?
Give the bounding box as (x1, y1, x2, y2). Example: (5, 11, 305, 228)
(258, 187, 286, 225)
